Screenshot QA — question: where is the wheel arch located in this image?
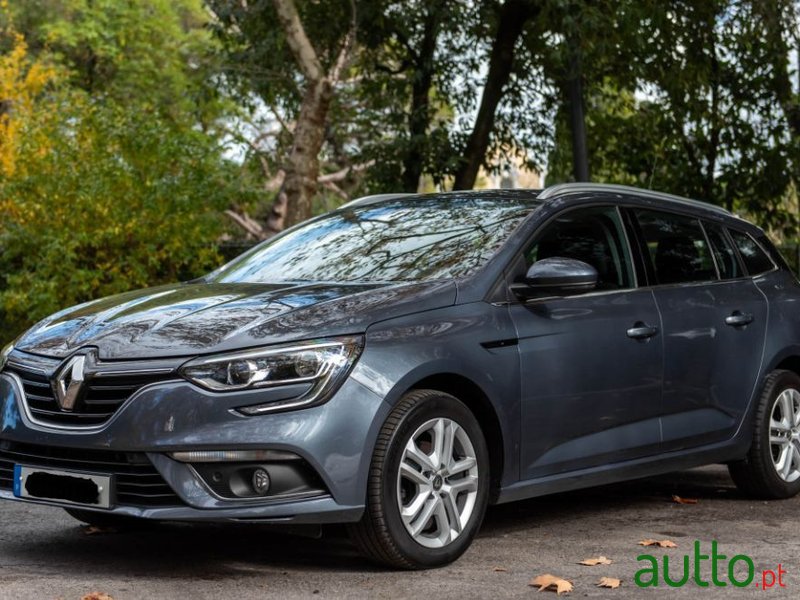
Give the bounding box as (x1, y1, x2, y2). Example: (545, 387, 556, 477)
(405, 373, 505, 503)
(763, 347, 800, 379)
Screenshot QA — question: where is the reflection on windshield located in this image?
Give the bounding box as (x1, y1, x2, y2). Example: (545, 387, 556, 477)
(210, 195, 540, 283)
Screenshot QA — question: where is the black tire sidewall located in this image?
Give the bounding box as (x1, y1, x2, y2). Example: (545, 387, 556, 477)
(379, 394, 490, 567)
(756, 371, 800, 497)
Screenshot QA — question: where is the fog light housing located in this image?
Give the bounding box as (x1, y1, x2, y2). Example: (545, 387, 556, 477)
(252, 468, 271, 496)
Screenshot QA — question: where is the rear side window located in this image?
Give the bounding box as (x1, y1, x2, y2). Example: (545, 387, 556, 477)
(728, 229, 774, 276)
(704, 224, 741, 280)
(634, 210, 716, 285)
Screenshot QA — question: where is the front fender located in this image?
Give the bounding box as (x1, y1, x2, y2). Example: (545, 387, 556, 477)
(350, 301, 521, 486)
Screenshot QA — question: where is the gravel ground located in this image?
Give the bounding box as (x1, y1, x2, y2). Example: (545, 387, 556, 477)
(0, 465, 797, 599)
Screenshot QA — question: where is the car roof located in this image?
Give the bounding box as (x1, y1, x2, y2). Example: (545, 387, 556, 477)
(342, 183, 733, 220)
(338, 188, 543, 210)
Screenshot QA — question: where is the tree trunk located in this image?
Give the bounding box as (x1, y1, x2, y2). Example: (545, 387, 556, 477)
(265, 0, 352, 233)
(566, 42, 590, 182)
(401, 2, 444, 193)
(267, 79, 333, 232)
(452, 0, 537, 190)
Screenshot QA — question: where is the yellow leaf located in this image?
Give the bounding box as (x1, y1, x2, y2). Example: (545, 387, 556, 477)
(597, 577, 622, 589)
(639, 539, 678, 548)
(529, 574, 573, 595)
(578, 556, 612, 566)
(81, 593, 114, 600)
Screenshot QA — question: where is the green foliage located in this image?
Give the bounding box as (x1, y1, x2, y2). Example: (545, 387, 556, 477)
(0, 2, 246, 343)
(5, 0, 226, 125)
(546, 0, 799, 236)
(0, 96, 232, 340)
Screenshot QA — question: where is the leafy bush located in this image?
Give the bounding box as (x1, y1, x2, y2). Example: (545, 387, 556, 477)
(0, 33, 233, 343)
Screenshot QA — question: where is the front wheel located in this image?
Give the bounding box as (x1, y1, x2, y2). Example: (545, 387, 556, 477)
(349, 389, 490, 569)
(729, 369, 800, 499)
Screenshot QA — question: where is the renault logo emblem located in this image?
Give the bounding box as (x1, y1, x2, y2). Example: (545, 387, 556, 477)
(52, 354, 87, 411)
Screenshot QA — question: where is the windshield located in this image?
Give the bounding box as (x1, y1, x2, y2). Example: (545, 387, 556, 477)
(209, 194, 540, 284)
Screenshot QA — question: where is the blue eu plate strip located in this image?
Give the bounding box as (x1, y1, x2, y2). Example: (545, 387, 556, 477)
(12, 464, 21, 497)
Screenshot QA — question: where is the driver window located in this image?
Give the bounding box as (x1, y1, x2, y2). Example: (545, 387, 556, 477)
(525, 207, 634, 291)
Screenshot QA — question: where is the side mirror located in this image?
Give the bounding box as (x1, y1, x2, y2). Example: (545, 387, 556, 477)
(512, 257, 598, 299)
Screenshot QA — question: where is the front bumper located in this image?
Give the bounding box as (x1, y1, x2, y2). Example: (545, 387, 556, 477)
(0, 371, 390, 523)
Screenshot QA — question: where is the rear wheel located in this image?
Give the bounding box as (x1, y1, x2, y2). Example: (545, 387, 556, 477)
(729, 370, 800, 499)
(349, 389, 490, 569)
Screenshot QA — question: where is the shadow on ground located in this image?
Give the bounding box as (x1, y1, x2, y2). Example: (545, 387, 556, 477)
(4, 466, 748, 578)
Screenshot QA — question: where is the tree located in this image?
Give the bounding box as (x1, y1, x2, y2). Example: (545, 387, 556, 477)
(208, 0, 358, 233)
(354, 0, 475, 192)
(543, 0, 797, 233)
(267, 0, 356, 231)
(453, 0, 543, 190)
(0, 3, 245, 343)
(4, 0, 225, 128)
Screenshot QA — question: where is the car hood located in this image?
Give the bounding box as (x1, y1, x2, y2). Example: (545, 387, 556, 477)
(15, 280, 457, 360)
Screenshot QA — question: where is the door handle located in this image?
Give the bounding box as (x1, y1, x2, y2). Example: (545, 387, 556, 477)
(627, 322, 659, 340)
(725, 311, 754, 327)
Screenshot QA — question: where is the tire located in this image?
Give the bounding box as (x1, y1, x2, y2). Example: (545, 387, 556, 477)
(64, 507, 147, 529)
(349, 389, 490, 569)
(729, 369, 800, 499)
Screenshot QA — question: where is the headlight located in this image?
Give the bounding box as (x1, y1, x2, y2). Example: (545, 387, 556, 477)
(179, 336, 363, 414)
(0, 342, 14, 371)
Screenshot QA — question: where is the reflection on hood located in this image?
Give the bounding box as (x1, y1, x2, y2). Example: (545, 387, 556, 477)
(16, 280, 457, 360)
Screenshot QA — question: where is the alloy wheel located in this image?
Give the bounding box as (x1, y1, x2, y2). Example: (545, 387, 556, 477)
(770, 388, 800, 482)
(396, 417, 479, 549)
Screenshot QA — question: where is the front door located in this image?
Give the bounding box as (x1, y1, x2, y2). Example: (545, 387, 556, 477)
(510, 206, 664, 480)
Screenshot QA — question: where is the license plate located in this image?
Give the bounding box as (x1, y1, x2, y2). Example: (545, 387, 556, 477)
(13, 465, 112, 509)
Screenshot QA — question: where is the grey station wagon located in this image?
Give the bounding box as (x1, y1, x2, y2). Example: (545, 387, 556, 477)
(2, 183, 800, 568)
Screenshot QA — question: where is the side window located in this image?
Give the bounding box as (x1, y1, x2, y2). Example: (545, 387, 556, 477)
(634, 210, 716, 285)
(703, 224, 741, 280)
(525, 207, 634, 290)
(728, 229, 774, 276)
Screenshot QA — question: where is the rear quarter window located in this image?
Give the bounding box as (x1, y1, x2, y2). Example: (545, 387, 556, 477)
(728, 229, 775, 276)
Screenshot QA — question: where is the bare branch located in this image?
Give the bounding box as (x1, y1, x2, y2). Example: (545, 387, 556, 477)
(267, 103, 294, 135)
(321, 180, 349, 200)
(272, 0, 324, 81)
(218, 125, 272, 180)
(317, 160, 376, 183)
(329, 0, 357, 83)
(266, 169, 286, 192)
(224, 209, 269, 240)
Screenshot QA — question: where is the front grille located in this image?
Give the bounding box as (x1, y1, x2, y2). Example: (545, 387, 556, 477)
(0, 441, 182, 507)
(6, 363, 173, 427)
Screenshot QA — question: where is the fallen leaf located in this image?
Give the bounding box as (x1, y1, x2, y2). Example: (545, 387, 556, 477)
(597, 577, 622, 589)
(81, 593, 114, 600)
(529, 574, 573, 595)
(671, 495, 699, 505)
(83, 526, 117, 536)
(493, 566, 508, 572)
(578, 556, 612, 566)
(638, 539, 678, 548)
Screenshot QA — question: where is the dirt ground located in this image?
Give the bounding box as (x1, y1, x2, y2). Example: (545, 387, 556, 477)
(0, 465, 797, 599)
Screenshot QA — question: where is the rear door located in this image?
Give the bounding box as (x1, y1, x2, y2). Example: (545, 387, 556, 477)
(511, 205, 664, 480)
(631, 209, 768, 450)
